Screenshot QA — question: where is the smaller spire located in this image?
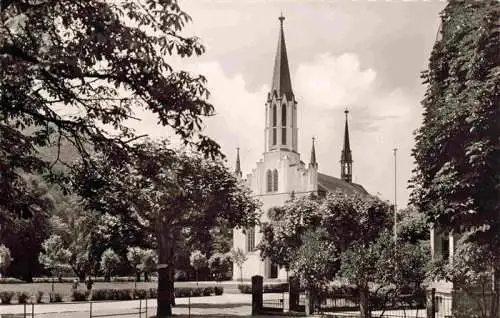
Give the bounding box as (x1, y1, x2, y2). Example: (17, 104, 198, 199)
(341, 108, 353, 183)
(310, 137, 318, 169)
(235, 147, 242, 178)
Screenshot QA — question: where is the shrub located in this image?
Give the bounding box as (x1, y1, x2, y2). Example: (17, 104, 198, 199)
(36, 291, 44, 304)
(214, 286, 224, 295)
(238, 284, 252, 294)
(148, 288, 157, 299)
(238, 283, 288, 294)
(50, 292, 63, 303)
(17, 291, 30, 304)
(71, 290, 89, 301)
(0, 291, 15, 304)
(174, 270, 187, 281)
(202, 287, 212, 296)
(133, 289, 148, 299)
(0, 277, 25, 284)
(90, 289, 107, 301)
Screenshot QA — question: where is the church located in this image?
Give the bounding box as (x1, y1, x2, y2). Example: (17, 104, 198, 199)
(232, 16, 368, 280)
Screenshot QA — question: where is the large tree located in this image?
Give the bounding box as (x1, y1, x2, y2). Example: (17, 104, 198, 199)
(0, 0, 220, 220)
(71, 142, 260, 316)
(411, 1, 499, 315)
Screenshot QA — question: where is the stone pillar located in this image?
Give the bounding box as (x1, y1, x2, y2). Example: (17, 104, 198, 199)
(252, 275, 263, 315)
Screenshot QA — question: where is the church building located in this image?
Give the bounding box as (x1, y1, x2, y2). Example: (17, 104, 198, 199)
(232, 16, 368, 280)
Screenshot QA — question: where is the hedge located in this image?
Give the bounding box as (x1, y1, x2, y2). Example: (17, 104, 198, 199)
(238, 283, 289, 294)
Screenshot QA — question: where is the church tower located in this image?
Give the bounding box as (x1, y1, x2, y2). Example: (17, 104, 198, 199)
(265, 15, 298, 153)
(235, 147, 242, 179)
(340, 109, 353, 183)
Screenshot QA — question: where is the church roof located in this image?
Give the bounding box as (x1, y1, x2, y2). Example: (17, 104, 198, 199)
(271, 15, 294, 100)
(341, 110, 352, 163)
(317, 173, 368, 196)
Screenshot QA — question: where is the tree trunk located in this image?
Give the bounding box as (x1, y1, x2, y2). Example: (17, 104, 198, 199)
(156, 223, 176, 317)
(491, 267, 499, 318)
(136, 271, 141, 283)
(239, 266, 243, 282)
(144, 272, 149, 282)
(359, 286, 371, 318)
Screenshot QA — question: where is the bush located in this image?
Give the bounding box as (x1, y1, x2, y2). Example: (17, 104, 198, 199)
(71, 290, 89, 301)
(148, 288, 157, 299)
(133, 289, 148, 299)
(238, 283, 288, 294)
(202, 287, 212, 296)
(36, 291, 44, 304)
(214, 286, 224, 295)
(17, 291, 30, 304)
(0, 277, 25, 284)
(50, 292, 63, 303)
(0, 291, 15, 304)
(174, 270, 187, 281)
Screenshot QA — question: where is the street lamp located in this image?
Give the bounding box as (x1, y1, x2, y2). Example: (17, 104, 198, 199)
(393, 148, 398, 241)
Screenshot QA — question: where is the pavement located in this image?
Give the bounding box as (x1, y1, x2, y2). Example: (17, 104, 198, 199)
(0, 293, 308, 317)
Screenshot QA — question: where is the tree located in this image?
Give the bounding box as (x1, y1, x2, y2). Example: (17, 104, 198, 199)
(411, 2, 499, 316)
(139, 249, 157, 282)
(72, 144, 260, 316)
(127, 247, 146, 283)
(100, 248, 121, 282)
(208, 252, 231, 283)
(0, 244, 13, 277)
(189, 250, 207, 286)
(230, 248, 247, 282)
(396, 206, 429, 244)
(1, 0, 220, 222)
(39, 235, 72, 292)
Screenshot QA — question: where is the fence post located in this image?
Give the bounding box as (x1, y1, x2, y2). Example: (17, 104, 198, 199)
(251, 275, 263, 315)
(32, 303, 34, 318)
(426, 288, 436, 318)
(145, 298, 148, 318)
(139, 299, 142, 318)
(24, 303, 26, 318)
(288, 276, 300, 312)
(89, 300, 92, 318)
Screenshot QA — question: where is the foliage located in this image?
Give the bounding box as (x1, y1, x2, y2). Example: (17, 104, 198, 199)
(127, 246, 146, 281)
(238, 283, 289, 294)
(39, 235, 72, 278)
(230, 248, 247, 282)
(0, 0, 222, 224)
(411, 0, 500, 260)
(291, 229, 338, 290)
(0, 291, 15, 304)
(189, 250, 207, 284)
(0, 244, 13, 275)
(208, 252, 231, 282)
(396, 206, 430, 244)
(71, 290, 89, 301)
(100, 248, 121, 281)
(16, 291, 30, 303)
(139, 249, 157, 278)
(0, 174, 53, 281)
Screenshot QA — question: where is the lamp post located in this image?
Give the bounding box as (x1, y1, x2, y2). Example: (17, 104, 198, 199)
(393, 148, 398, 241)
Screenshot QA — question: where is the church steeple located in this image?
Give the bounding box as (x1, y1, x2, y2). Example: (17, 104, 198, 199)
(341, 108, 353, 183)
(235, 147, 242, 178)
(310, 137, 318, 169)
(271, 14, 294, 100)
(265, 15, 298, 153)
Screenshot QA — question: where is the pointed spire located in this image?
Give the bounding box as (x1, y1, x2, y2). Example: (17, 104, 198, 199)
(341, 108, 353, 183)
(235, 147, 242, 178)
(271, 14, 294, 99)
(310, 137, 318, 169)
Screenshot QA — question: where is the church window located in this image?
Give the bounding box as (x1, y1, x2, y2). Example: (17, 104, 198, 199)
(273, 169, 278, 192)
(281, 105, 287, 126)
(246, 227, 255, 252)
(272, 128, 277, 145)
(272, 105, 277, 127)
(266, 170, 272, 192)
(442, 235, 450, 261)
(282, 128, 286, 144)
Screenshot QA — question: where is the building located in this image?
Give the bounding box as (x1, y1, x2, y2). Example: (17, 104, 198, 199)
(232, 16, 368, 280)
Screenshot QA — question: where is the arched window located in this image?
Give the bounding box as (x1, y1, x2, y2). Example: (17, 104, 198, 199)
(266, 170, 272, 192)
(246, 227, 255, 252)
(272, 105, 277, 127)
(281, 105, 287, 145)
(281, 105, 287, 126)
(273, 169, 278, 192)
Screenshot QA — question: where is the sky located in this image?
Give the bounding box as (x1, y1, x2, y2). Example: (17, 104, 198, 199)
(131, 0, 447, 208)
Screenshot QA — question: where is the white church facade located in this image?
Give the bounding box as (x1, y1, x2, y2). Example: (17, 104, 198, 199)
(232, 16, 368, 280)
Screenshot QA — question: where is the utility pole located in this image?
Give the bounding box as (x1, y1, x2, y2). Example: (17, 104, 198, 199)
(393, 148, 398, 241)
